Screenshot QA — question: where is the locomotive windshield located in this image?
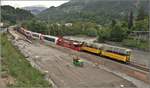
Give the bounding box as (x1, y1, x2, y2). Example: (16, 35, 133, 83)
(126, 50, 131, 55)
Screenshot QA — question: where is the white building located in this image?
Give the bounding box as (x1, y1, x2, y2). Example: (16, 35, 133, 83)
(65, 23, 72, 27)
(0, 22, 4, 27)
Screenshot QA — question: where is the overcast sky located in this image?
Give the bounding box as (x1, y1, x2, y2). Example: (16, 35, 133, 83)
(1, 0, 69, 8)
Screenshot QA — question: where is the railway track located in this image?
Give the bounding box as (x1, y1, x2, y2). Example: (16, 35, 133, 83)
(12, 27, 149, 73)
(50, 46, 150, 83)
(10, 29, 150, 83)
(47, 42, 150, 73)
(12, 31, 149, 73)
(128, 62, 149, 72)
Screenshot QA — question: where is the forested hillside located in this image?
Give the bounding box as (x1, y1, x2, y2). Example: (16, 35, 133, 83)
(22, 0, 149, 50)
(1, 5, 34, 25)
(37, 0, 149, 24)
(22, 6, 47, 15)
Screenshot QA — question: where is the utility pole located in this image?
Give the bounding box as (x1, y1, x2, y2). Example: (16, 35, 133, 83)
(128, 9, 133, 29)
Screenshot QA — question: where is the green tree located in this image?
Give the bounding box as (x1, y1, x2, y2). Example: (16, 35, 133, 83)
(97, 27, 111, 42)
(111, 19, 117, 27)
(1, 5, 34, 25)
(110, 24, 127, 42)
(85, 28, 97, 37)
(136, 6, 147, 21)
(22, 20, 48, 34)
(132, 17, 149, 31)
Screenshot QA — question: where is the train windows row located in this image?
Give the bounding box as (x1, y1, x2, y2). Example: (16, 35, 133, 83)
(43, 36, 55, 42)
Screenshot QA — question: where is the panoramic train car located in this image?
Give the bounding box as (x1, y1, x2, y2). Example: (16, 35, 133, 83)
(101, 44, 131, 62)
(31, 32, 41, 39)
(81, 42, 103, 54)
(42, 34, 58, 44)
(57, 37, 83, 51)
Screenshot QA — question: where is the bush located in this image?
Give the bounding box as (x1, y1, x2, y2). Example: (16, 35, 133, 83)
(122, 38, 149, 51)
(85, 28, 97, 37)
(110, 24, 128, 42)
(22, 20, 48, 34)
(97, 27, 111, 42)
(132, 18, 149, 31)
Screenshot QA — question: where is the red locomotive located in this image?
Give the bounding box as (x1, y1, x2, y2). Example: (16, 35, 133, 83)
(57, 37, 83, 51)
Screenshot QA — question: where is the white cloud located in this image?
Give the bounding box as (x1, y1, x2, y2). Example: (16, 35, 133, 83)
(1, 0, 69, 8)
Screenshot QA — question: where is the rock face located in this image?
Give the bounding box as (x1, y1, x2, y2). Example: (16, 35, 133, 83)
(37, 0, 149, 24)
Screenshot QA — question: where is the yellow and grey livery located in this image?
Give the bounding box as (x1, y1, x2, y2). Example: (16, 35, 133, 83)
(81, 42, 131, 62)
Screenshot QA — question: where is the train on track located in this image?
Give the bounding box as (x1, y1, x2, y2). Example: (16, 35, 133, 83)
(17, 27, 132, 62)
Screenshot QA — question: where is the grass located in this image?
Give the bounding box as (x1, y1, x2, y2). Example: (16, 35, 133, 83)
(0, 33, 51, 88)
(122, 38, 149, 51)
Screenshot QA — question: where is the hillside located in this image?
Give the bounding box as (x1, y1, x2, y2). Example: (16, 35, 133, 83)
(37, 0, 149, 24)
(22, 6, 47, 15)
(1, 5, 34, 24)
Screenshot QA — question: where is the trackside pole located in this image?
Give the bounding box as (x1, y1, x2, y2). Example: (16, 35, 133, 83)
(40, 34, 44, 44)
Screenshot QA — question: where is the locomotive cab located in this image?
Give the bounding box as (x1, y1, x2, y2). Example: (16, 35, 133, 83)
(125, 49, 132, 62)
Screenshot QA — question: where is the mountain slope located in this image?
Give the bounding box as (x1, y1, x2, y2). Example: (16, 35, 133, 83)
(22, 6, 47, 15)
(37, 0, 149, 24)
(1, 5, 34, 24)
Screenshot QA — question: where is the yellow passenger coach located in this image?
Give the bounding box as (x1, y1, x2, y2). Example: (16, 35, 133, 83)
(101, 44, 131, 62)
(81, 42, 103, 54)
(81, 42, 131, 62)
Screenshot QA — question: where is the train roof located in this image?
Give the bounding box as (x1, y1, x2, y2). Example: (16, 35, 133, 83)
(31, 31, 40, 34)
(93, 43, 103, 48)
(85, 42, 103, 48)
(84, 42, 132, 53)
(65, 38, 86, 43)
(42, 34, 58, 39)
(103, 44, 132, 52)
